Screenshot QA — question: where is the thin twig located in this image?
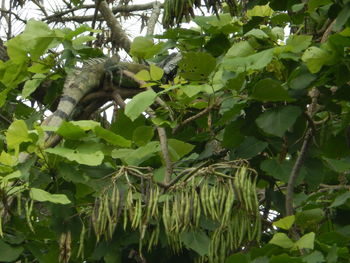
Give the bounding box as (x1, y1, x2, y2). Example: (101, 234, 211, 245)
(173, 104, 216, 133)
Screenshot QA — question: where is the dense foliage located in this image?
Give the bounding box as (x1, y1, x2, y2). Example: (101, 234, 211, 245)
(0, 0, 350, 262)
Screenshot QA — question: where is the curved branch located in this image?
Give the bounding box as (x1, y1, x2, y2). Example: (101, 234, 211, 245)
(98, 0, 131, 53)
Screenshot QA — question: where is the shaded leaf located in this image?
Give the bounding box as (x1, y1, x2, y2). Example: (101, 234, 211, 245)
(256, 106, 302, 137)
(180, 231, 210, 256)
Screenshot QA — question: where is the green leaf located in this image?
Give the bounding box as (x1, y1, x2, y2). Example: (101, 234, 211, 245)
(57, 121, 86, 140)
(223, 48, 274, 73)
(251, 78, 293, 102)
(234, 136, 268, 159)
(261, 159, 304, 183)
(112, 141, 160, 166)
(0, 240, 23, 262)
(135, 70, 151, 81)
(45, 147, 104, 166)
(130, 37, 164, 59)
(225, 41, 255, 58)
(22, 73, 46, 98)
(94, 126, 131, 147)
(296, 208, 324, 230)
(180, 231, 210, 256)
(132, 126, 154, 147)
(247, 3, 274, 17)
(323, 157, 350, 173)
(30, 188, 71, 204)
(6, 120, 32, 154)
(70, 120, 100, 131)
(125, 89, 157, 121)
(273, 215, 295, 230)
(168, 139, 195, 161)
(270, 254, 303, 263)
(330, 191, 350, 208)
(333, 4, 350, 31)
(179, 52, 216, 81)
(245, 29, 269, 39)
(150, 64, 164, 81)
(285, 35, 313, 53)
(302, 47, 333, 73)
(294, 232, 315, 250)
(302, 251, 325, 263)
(269, 233, 294, 249)
(225, 252, 250, 263)
(256, 106, 302, 137)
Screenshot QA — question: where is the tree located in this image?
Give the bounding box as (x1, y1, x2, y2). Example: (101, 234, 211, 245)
(0, 0, 350, 262)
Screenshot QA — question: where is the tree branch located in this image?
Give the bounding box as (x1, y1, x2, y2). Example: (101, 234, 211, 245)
(45, 2, 159, 23)
(285, 88, 319, 216)
(98, 0, 131, 53)
(146, 1, 161, 36)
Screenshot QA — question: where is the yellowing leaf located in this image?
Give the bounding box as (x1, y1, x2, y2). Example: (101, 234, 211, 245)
(6, 120, 32, 155)
(273, 215, 295, 230)
(150, 64, 164, 81)
(247, 3, 274, 18)
(135, 69, 151, 81)
(294, 232, 315, 250)
(269, 233, 294, 249)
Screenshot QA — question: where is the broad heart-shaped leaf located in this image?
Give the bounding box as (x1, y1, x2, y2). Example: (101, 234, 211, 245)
(234, 136, 268, 159)
(296, 208, 324, 229)
(179, 52, 216, 81)
(180, 231, 210, 256)
(130, 36, 164, 59)
(45, 147, 104, 166)
(167, 139, 195, 161)
(294, 232, 315, 250)
(246, 3, 274, 17)
(111, 141, 160, 166)
(150, 64, 164, 81)
(251, 78, 293, 102)
(94, 126, 131, 147)
(285, 35, 312, 53)
(22, 73, 46, 98)
(135, 69, 151, 81)
(0, 240, 23, 262)
(30, 188, 71, 204)
(57, 121, 86, 140)
(6, 120, 32, 154)
(225, 41, 255, 58)
(132, 126, 154, 147)
(269, 233, 294, 249)
(273, 215, 295, 230)
(301, 47, 333, 73)
(302, 251, 325, 263)
(125, 89, 157, 121)
(222, 48, 274, 74)
(260, 159, 306, 183)
(256, 106, 302, 137)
